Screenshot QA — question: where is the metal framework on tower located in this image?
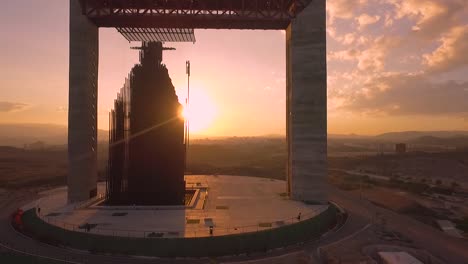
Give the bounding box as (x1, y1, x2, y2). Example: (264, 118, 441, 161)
(79, 0, 312, 29)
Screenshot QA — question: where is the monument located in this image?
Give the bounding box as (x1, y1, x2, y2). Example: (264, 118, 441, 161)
(12, 2, 337, 258)
(107, 42, 185, 205)
(68, 0, 327, 204)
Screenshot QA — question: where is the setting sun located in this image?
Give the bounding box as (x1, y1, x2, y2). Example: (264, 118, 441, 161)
(180, 88, 218, 134)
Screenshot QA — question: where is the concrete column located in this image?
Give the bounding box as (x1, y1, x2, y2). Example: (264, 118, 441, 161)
(286, 0, 327, 203)
(68, 0, 99, 203)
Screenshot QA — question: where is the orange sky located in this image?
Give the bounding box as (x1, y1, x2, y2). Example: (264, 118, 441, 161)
(1, 1, 468, 136)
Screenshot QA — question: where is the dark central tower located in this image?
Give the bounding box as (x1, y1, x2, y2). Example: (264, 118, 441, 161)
(107, 42, 185, 205)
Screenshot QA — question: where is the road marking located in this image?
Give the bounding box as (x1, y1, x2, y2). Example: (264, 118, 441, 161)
(316, 222, 372, 261)
(220, 250, 306, 264)
(321, 222, 371, 250)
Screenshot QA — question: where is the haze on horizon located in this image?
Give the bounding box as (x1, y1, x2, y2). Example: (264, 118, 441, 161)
(1, 0, 468, 137)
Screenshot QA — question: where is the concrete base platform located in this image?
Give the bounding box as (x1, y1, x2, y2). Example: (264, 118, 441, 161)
(25, 175, 328, 238)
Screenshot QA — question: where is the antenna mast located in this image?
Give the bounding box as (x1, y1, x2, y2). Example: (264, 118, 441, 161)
(185, 61, 191, 173)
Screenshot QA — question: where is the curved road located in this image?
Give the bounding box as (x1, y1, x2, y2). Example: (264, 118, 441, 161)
(327, 188, 468, 264)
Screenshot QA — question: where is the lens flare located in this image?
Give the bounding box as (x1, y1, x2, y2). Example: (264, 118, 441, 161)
(181, 88, 218, 133)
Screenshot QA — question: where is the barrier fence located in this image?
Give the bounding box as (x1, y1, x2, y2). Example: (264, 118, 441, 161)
(37, 206, 327, 238)
(22, 205, 339, 257)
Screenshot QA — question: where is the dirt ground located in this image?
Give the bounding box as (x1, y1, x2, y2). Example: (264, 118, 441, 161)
(355, 187, 418, 213)
(321, 225, 444, 264)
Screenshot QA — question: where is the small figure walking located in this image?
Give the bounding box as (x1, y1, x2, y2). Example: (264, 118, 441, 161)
(37, 207, 41, 215)
(297, 212, 302, 221)
(209, 225, 214, 236)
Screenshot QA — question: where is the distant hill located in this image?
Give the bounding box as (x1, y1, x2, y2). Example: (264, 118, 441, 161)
(0, 123, 108, 147)
(0, 146, 23, 153)
(409, 135, 468, 147)
(329, 133, 371, 139)
(1, 124, 467, 149)
(375, 131, 468, 142)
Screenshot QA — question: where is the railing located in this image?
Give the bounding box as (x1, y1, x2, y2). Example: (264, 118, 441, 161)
(36, 206, 326, 238)
(23, 205, 338, 257)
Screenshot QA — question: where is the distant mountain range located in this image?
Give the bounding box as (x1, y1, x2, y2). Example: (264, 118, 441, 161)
(329, 131, 468, 149)
(329, 133, 371, 139)
(374, 131, 468, 141)
(407, 135, 468, 147)
(0, 123, 107, 147)
(0, 123, 467, 148)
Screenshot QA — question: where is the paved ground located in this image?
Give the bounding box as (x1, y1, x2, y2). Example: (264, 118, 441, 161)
(31, 175, 327, 238)
(0, 189, 210, 264)
(3, 179, 467, 263)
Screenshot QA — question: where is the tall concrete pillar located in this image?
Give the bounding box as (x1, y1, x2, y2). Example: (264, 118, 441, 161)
(68, 0, 99, 203)
(286, 0, 327, 203)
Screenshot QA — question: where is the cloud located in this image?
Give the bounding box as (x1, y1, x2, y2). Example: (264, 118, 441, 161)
(326, 0, 468, 125)
(357, 14, 381, 28)
(56, 106, 68, 112)
(423, 25, 468, 73)
(328, 35, 399, 72)
(0, 101, 29, 112)
(327, 0, 358, 20)
(384, 13, 394, 27)
(327, 0, 368, 23)
(356, 36, 400, 72)
(386, 0, 467, 39)
(342, 33, 356, 45)
(341, 73, 468, 116)
(328, 49, 360, 61)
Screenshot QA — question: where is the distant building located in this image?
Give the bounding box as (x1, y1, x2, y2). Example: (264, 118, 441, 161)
(395, 143, 407, 154)
(378, 251, 423, 264)
(24, 141, 46, 151)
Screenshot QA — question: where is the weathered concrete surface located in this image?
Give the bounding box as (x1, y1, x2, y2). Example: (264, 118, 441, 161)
(286, 0, 328, 202)
(34, 176, 328, 238)
(68, 0, 98, 203)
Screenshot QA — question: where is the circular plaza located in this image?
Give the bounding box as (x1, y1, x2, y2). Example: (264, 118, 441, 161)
(18, 175, 338, 257)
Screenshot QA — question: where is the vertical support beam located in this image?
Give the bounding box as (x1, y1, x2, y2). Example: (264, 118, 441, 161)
(68, 0, 99, 203)
(286, 0, 327, 203)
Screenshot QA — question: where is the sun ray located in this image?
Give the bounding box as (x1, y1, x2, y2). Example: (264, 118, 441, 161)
(180, 87, 218, 133)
